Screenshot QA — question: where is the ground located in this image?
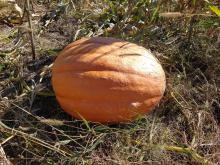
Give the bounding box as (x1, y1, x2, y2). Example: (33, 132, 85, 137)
(0, 0, 220, 164)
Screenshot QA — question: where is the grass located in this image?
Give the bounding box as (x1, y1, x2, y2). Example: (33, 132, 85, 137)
(0, 0, 220, 164)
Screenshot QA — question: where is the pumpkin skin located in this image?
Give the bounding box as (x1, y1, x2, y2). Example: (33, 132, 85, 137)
(52, 37, 166, 123)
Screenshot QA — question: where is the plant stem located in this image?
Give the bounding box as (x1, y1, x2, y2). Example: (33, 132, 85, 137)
(26, 0, 36, 60)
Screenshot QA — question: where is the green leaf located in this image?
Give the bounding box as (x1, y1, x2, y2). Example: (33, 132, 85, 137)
(209, 5, 220, 17)
(192, 0, 196, 6)
(0, 64, 4, 72)
(198, 19, 215, 28)
(77, 112, 91, 131)
(151, 5, 160, 22)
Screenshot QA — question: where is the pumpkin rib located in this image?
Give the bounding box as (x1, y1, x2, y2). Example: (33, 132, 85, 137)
(53, 70, 164, 101)
(57, 95, 161, 105)
(60, 39, 128, 57)
(54, 84, 163, 102)
(68, 37, 142, 49)
(63, 37, 132, 51)
(53, 66, 164, 79)
(57, 38, 156, 63)
(56, 95, 161, 123)
(56, 94, 162, 102)
(57, 46, 155, 63)
(53, 53, 164, 79)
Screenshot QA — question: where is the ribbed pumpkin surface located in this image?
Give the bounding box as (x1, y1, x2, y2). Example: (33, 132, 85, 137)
(52, 37, 166, 123)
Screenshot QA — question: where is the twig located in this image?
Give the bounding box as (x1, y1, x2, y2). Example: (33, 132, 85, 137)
(25, 0, 36, 60)
(187, 15, 196, 42)
(187, 1, 198, 43)
(0, 135, 15, 145)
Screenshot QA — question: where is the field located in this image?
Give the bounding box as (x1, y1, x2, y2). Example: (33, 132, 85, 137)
(0, 0, 220, 164)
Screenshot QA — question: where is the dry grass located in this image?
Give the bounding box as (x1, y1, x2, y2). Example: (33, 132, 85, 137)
(0, 0, 220, 164)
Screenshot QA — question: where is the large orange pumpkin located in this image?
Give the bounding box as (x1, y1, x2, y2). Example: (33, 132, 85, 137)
(52, 37, 166, 123)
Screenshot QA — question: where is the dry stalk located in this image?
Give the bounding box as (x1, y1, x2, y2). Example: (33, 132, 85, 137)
(159, 12, 215, 18)
(0, 144, 12, 165)
(25, 0, 36, 60)
(132, 140, 214, 165)
(163, 145, 214, 165)
(0, 121, 73, 157)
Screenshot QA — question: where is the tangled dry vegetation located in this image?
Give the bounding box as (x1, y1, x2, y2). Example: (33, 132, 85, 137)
(0, 0, 220, 164)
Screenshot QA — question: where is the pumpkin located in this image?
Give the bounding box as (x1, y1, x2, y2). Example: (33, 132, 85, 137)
(52, 37, 166, 123)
